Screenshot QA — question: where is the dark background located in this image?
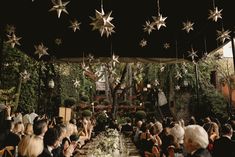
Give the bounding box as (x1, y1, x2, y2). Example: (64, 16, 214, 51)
(0, 0, 234, 61)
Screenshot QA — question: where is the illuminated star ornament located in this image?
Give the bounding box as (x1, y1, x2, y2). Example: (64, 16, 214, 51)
(90, 6, 115, 37)
(175, 85, 180, 91)
(111, 54, 119, 67)
(88, 54, 94, 63)
(81, 62, 89, 72)
(188, 47, 198, 61)
(175, 71, 182, 80)
(5, 33, 21, 48)
(216, 29, 231, 43)
(139, 39, 147, 47)
(69, 20, 81, 32)
(182, 21, 194, 33)
(163, 43, 170, 49)
(73, 79, 80, 88)
(20, 70, 30, 82)
(143, 21, 155, 34)
(49, 0, 70, 18)
(55, 38, 62, 45)
(152, 14, 167, 30)
(208, 7, 222, 22)
(154, 79, 160, 86)
(34, 43, 49, 59)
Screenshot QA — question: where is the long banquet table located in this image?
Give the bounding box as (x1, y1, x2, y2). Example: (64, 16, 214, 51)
(75, 130, 141, 157)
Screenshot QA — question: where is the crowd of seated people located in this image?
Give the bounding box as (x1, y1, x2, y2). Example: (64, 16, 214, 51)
(0, 104, 94, 157)
(130, 116, 235, 157)
(1, 102, 235, 157)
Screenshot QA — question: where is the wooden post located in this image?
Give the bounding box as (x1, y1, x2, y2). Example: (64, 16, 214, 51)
(0, 24, 4, 83)
(194, 63, 200, 118)
(129, 63, 133, 105)
(231, 28, 235, 74)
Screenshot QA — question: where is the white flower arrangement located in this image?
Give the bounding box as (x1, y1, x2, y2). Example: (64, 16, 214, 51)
(88, 129, 120, 157)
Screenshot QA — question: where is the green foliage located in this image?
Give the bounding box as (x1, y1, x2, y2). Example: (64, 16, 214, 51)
(82, 109, 92, 117)
(96, 112, 108, 124)
(133, 99, 140, 106)
(189, 85, 228, 119)
(135, 110, 146, 120)
(55, 63, 95, 104)
(102, 99, 110, 106)
(119, 100, 131, 106)
(64, 97, 76, 107)
(0, 45, 39, 112)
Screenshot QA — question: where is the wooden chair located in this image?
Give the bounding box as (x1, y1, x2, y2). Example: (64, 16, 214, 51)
(0, 146, 14, 157)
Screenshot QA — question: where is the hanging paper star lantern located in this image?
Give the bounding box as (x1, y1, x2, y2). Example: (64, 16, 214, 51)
(111, 54, 119, 67)
(216, 29, 231, 43)
(208, 7, 222, 22)
(34, 43, 49, 59)
(163, 43, 170, 49)
(152, 14, 167, 30)
(49, 0, 70, 18)
(143, 21, 155, 34)
(182, 21, 194, 33)
(175, 71, 182, 80)
(69, 20, 81, 32)
(154, 79, 160, 86)
(139, 39, 147, 47)
(88, 54, 94, 63)
(73, 79, 80, 88)
(203, 52, 208, 58)
(5, 24, 16, 35)
(90, 8, 115, 37)
(115, 77, 121, 85)
(55, 38, 62, 45)
(175, 85, 180, 91)
(5, 33, 21, 48)
(20, 70, 30, 82)
(160, 65, 165, 72)
(81, 62, 89, 71)
(188, 48, 198, 61)
(181, 62, 188, 74)
(183, 80, 189, 87)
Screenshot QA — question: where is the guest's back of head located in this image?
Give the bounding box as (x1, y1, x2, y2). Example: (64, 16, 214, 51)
(184, 125, 209, 153)
(221, 123, 233, 137)
(18, 135, 43, 157)
(33, 119, 48, 136)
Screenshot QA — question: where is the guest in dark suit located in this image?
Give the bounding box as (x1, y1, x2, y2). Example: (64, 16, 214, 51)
(121, 117, 133, 132)
(39, 128, 60, 157)
(0, 105, 20, 150)
(212, 124, 235, 157)
(184, 125, 212, 157)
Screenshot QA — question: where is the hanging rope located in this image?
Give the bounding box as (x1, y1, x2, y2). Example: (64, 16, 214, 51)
(212, 0, 215, 9)
(175, 40, 178, 58)
(204, 37, 208, 54)
(157, 0, 160, 16)
(101, 0, 103, 11)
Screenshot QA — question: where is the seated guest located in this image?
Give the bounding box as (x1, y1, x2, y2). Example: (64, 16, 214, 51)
(0, 105, 20, 149)
(121, 117, 133, 136)
(0, 119, 20, 150)
(133, 120, 143, 144)
(202, 122, 219, 153)
(24, 123, 33, 136)
(39, 128, 61, 157)
(12, 121, 25, 139)
(18, 135, 43, 157)
(169, 124, 185, 156)
(212, 123, 235, 157)
(184, 125, 211, 157)
(33, 119, 48, 139)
